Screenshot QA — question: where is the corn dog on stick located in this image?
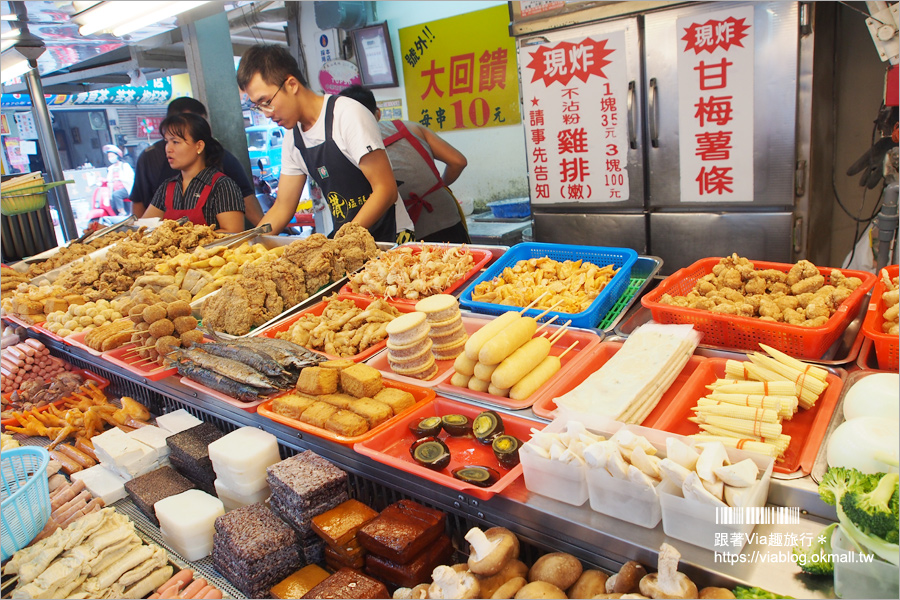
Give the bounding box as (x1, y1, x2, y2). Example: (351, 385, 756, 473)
(689, 434, 780, 459)
(692, 403, 781, 423)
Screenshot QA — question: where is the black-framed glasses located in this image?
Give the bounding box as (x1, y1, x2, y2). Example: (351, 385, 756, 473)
(250, 79, 287, 114)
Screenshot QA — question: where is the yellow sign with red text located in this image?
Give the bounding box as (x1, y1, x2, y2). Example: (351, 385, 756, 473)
(398, 5, 521, 131)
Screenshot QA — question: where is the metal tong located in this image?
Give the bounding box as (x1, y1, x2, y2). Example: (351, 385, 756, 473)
(201, 222, 273, 250)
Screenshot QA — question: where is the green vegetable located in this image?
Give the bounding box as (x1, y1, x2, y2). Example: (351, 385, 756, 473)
(793, 523, 836, 576)
(732, 585, 794, 599)
(818, 467, 900, 566)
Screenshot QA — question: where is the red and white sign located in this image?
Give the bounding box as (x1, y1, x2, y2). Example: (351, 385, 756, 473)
(677, 6, 754, 203)
(520, 32, 629, 205)
(520, 1, 565, 18)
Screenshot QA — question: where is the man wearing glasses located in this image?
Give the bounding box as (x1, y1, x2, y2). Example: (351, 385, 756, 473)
(237, 44, 413, 242)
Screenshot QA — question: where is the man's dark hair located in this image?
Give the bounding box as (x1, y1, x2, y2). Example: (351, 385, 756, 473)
(236, 44, 308, 90)
(338, 84, 377, 116)
(167, 97, 207, 118)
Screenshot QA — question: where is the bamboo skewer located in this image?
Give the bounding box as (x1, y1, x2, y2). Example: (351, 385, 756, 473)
(557, 340, 579, 359)
(534, 299, 565, 321)
(548, 320, 572, 344)
(520, 291, 550, 313)
(535, 314, 559, 333)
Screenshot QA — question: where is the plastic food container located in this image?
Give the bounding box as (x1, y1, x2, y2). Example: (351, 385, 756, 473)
(340, 245, 493, 305)
(650, 357, 843, 475)
(832, 526, 900, 599)
(641, 258, 876, 359)
(103, 345, 176, 381)
(458, 242, 638, 329)
(1, 368, 111, 427)
(1, 447, 50, 561)
(434, 315, 603, 410)
(860, 264, 899, 371)
(256, 294, 413, 363)
(487, 198, 531, 219)
(354, 395, 540, 500)
(258, 379, 435, 446)
(531, 341, 706, 422)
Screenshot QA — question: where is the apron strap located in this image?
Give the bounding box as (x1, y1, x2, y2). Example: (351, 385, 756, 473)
(164, 180, 178, 211)
(195, 172, 225, 213)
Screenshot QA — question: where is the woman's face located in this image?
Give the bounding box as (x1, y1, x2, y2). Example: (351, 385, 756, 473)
(164, 130, 204, 171)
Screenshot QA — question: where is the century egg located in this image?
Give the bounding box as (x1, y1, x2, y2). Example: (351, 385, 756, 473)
(409, 436, 451, 470)
(409, 416, 442, 438)
(491, 435, 522, 468)
(451, 465, 501, 487)
(472, 410, 504, 444)
(441, 414, 472, 437)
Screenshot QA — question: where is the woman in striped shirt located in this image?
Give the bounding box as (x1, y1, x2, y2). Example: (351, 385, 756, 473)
(144, 112, 246, 232)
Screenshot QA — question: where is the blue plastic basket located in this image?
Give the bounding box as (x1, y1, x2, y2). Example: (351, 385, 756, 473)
(1, 446, 50, 561)
(458, 242, 638, 328)
(487, 198, 531, 218)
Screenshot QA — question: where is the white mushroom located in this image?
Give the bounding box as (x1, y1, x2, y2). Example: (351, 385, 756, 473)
(631, 446, 662, 479)
(658, 458, 692, 489)
(466, 527, 519, 576)
(638, 543, 699, 599)
(713, 459, 759, 488)
(429, 565, 480, 599)
(695, 442, 730, 483)
(665, 438, 700, 471)
(683, 472, 727, 507)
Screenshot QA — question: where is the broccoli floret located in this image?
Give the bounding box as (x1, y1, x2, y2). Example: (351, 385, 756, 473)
(794, 523, 837, 576)
(840, 473, 900, 540)
(818, 466, 865, 506)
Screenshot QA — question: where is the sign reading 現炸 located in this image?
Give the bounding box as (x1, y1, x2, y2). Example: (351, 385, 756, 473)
(399, 5, 521, 131)
(677, 6, 754, 203)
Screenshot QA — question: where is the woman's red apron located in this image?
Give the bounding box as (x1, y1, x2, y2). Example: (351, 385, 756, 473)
(163, 172, 224, 225)
(383, 120, 444, 223)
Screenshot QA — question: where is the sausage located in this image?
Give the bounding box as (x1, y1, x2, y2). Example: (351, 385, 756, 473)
(464, 312, 520, 360)
(57, 443, 97, 469)
(74, 436, 97, 459)
(24, 338, 45, 351)
(18, 344, 35, 356)
(155, 569, 194, 595)
(453, 353, 477, 377)
(6, 346, 26, 360)
(450, 372, 471, 388)
(488, 384, 510, 397)
(478, 317, 537, 366)
(200, 587, 223, 599)
(473, 361, 498, 382)
(48, 449, 83, 475)
(491, 337, 552, 389)
(509, 355, 561, 401)
(467, 377, 491, 393)
(180, 578, 208, 599)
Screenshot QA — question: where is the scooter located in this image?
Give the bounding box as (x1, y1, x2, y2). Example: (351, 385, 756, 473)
(87, 178, 129, 226)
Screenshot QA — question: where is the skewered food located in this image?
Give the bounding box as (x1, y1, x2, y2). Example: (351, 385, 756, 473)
(657, 254, 864, 326)
(347, 244, 477, 300)
(879, 268, 899, 335)
(472, 257, 618, 314)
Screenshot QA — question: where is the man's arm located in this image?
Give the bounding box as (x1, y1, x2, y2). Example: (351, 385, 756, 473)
(413, 123, 467, 186)
(353, 149, 398, 229)
(259, 173, 306, 233)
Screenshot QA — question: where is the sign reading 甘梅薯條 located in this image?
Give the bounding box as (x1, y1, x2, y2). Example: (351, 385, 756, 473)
(677, 6, 754, 203)
(398, 5, 521, 131)
(519, 31, 630, 204)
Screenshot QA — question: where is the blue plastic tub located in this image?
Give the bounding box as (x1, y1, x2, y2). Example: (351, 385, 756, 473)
(487, 198, 531, 219)
(458, 242, 638, 328)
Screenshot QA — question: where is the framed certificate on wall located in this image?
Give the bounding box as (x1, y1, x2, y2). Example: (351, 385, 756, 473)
(351, 22, 399, 89)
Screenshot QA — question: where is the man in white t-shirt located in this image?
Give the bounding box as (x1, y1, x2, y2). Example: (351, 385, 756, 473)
(236, 45, 413, 242)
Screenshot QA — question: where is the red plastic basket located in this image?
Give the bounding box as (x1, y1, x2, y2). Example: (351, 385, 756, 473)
(861, 264, 899, 371)
(649, 357, 843, 475)
(641, 258, 876, 359)
(256, 295, 414, 362)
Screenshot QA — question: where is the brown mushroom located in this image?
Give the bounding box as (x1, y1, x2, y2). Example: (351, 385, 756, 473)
(492, 577, 527, 599)
(638, 544, 698, 600)
(699, 587, 736, 599)
(393, 584, 429, 600)
(528, 552, 583, 591)
(606, 561, 647, 594)
(466, 527, 520, 576)
(568, 570, 610, 599)
(476, 560, 529, 598)
(515, 581, 568, 599)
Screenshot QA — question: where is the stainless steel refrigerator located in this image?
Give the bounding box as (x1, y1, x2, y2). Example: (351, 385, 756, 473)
(512, 1, 799, 274)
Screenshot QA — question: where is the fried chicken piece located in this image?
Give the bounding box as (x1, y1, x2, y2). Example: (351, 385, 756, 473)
(201, 277, 283, 335)
(243, 255, 308, 308)
(791, 274, 824, 296)
(758, 299, 783, 321)
(333, 222, 380, 273)
(787, 260, 819, 286)
(744, 276, 766, 295)
(283, 234, 342, 293)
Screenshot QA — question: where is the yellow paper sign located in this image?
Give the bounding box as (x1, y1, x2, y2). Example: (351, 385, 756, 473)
(399, 5, 521, 131)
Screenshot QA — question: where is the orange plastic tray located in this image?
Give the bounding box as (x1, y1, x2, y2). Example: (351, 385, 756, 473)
(434, 318, 603, 410)
(257, 294, 414, 363)
(354, 396, 545, 500)
(339, 246, 493, 305)
(861, 264, 899, 372)
(65, 330, 102, 356)
(179, 376, 269, 412)
(641, 258, 876, 359)
(30, 323, 65, 343)
(1, 368, 111, 426)
(649, 357, 843, 475)
(531, 341, 706, 422)
(257, 378, 436, 446)
(3, 314, 41, 329)
(103, 344, 176, 381)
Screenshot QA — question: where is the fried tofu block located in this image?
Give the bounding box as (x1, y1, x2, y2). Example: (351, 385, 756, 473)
(300, 401, 339, 428)
(274, 393, 317, 420)
(42, 298, 68, 313)
(349, 397, 392, 428)
(340, 364, 383, 398)
(320, 359, 356, 372)
(312, 499, 379, 547)
(296, 366, 339, 395)
(318, 393, 357, 410)
(373, 388, 416, 416)
(324, 410, 369, 437)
